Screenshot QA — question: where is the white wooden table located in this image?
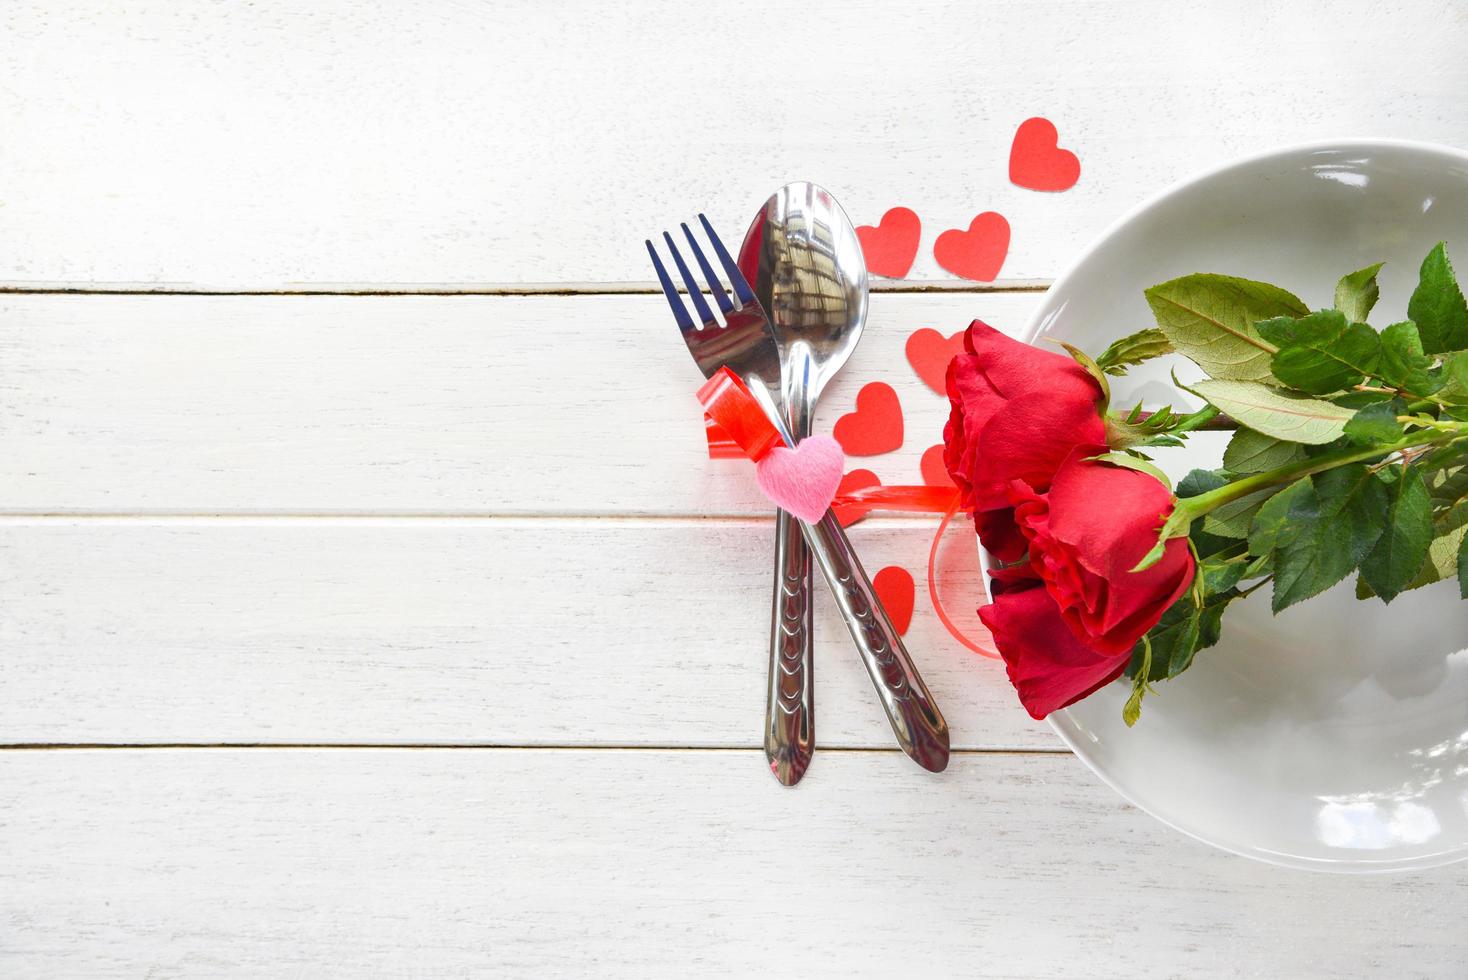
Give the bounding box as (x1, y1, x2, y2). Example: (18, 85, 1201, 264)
(3, 2, 1466, 976)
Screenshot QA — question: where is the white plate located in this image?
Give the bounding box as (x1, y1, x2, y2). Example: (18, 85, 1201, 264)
(1022, 139, 1468, 873)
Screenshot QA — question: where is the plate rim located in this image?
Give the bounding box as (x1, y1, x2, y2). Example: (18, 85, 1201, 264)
(1021, 136, 1468, 874)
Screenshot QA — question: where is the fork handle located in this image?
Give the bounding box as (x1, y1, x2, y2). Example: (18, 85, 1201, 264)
(800, 509, 950, 772)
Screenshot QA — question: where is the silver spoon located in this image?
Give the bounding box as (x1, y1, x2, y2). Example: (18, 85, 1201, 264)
(740, 182, 949, 780)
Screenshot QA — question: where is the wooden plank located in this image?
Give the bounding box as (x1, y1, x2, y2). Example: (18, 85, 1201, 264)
(1, 748, 1463, 977)
(0, 518, 1035, 749)
(0, 292, 1030, 514)
(2, 1, 1464, 287)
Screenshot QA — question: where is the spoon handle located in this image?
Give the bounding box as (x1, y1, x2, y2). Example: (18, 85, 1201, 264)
(764, 508, 815, 784)
(764, 362, 816, 784)
(799, 510, 950, 772)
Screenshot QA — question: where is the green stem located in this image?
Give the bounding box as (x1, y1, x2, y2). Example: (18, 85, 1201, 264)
(1169, 404, 1225, 435)
(1237, 575, 1273, 598)
(1181, 428, 1462, 520)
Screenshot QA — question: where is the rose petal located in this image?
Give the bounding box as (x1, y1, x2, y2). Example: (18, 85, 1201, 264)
(943, 320, 1104, 511)
(962, 321, 1104, 409)
(1009, 450, 1195, 657)
(978, 580, 1131, 720)
(975, 507, 1028, 563)
(968, 396, 1105, 511)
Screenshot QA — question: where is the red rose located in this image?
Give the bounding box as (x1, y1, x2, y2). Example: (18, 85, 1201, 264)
(977, 450, 1196, 719)
(941, 320, 1194, 719)
(1005, 449, 1195, 658)
(943, 320, 1106, 560)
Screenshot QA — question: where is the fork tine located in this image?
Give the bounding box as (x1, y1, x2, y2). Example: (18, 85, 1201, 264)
(663, 232, 718, 328)
(681, 222, 734, 315)
(698, 213, 756, 306)
(646, 239, 694, 334)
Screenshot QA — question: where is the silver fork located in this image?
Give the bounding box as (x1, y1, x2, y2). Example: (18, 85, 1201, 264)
(647, 215, 950, 773)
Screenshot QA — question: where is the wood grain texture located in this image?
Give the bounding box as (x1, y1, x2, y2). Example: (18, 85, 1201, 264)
(0, 292, 1027, 514)
(1, 749, 1464, 978)
(6, 4, 1468, 963)
(2, 1, 1465, 287)
(0, 517, 1032, 749)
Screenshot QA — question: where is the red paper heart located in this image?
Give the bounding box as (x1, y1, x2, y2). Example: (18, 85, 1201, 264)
(1009, 117, 1080, 192)
(933, 212, 1010, 282)
(855, 207, 921, 278)
(920, 444, 955, 488)
(837, 468, 881, 496)
(873, 566, 916, 635)
(833, 382, 904, 456)
(905, 328, 966, 395)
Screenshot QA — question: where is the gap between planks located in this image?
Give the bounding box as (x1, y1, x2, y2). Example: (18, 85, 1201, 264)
(0, 280, 1053, 296)
(0, 743, 1068, 754)
(0, 513, 944, 525)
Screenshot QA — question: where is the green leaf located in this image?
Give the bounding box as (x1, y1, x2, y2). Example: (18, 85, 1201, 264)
(1132, 589, 1236, 683)
(1190, 379, 1354, 445)
(1129, 602, 1196, 684)
(1177, 468, 1228, 498)
(1247, 478, 1314, 555)
(1257, 309, 1380, 394)
(1201, 557, 1246, 594)
(1265, 465, 1389, 613)
(1222, 428, 1307, 473)
(1407, 242, 1468, 354)
(1356, 492, 1468, 600)
(1095, 327, 1174, 376)
(1122, 636, 1151, 727)
(1408, 523, 1468, 595)
(1122, 691, 1144, 726)
(1314, 464, 1392, 566)
(1330, 389, 1397, 409)
(1376, 320, 1441, 395)
(1089, 451, 1170, 488)
(1175, 590, 1232, 677)
(1458, 531, 1468, 599)
(1202, 488, 1277, 539)
(1334, 262, 1384, 323)
(1428, 464, 1468, 517)
(1058, 341, 1110, 410)
(1342, 401, 1404, 444)
(1195, 590, 1230, 638)
(1359, 466, 1433, 602)
(1144, 274, 1306, 382)
(1432, 351, 1468, 405)
(1189, 524, 1237, 560)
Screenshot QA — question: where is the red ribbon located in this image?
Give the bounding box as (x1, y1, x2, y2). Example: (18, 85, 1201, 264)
(697, 366, 995, 658)
(830, 483, 959, 526)
(697, 369, 784, 459)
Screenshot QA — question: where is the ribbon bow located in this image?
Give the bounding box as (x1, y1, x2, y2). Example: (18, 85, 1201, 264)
(696, 368, 844, 523)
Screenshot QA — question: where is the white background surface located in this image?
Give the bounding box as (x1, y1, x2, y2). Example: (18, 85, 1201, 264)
(2, 1, 1466, 976)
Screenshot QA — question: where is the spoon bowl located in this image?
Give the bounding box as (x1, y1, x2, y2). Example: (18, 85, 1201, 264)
(740, 182, 870, 424)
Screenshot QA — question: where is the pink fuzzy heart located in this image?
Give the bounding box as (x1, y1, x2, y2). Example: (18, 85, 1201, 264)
(755, 435, 844, 523)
